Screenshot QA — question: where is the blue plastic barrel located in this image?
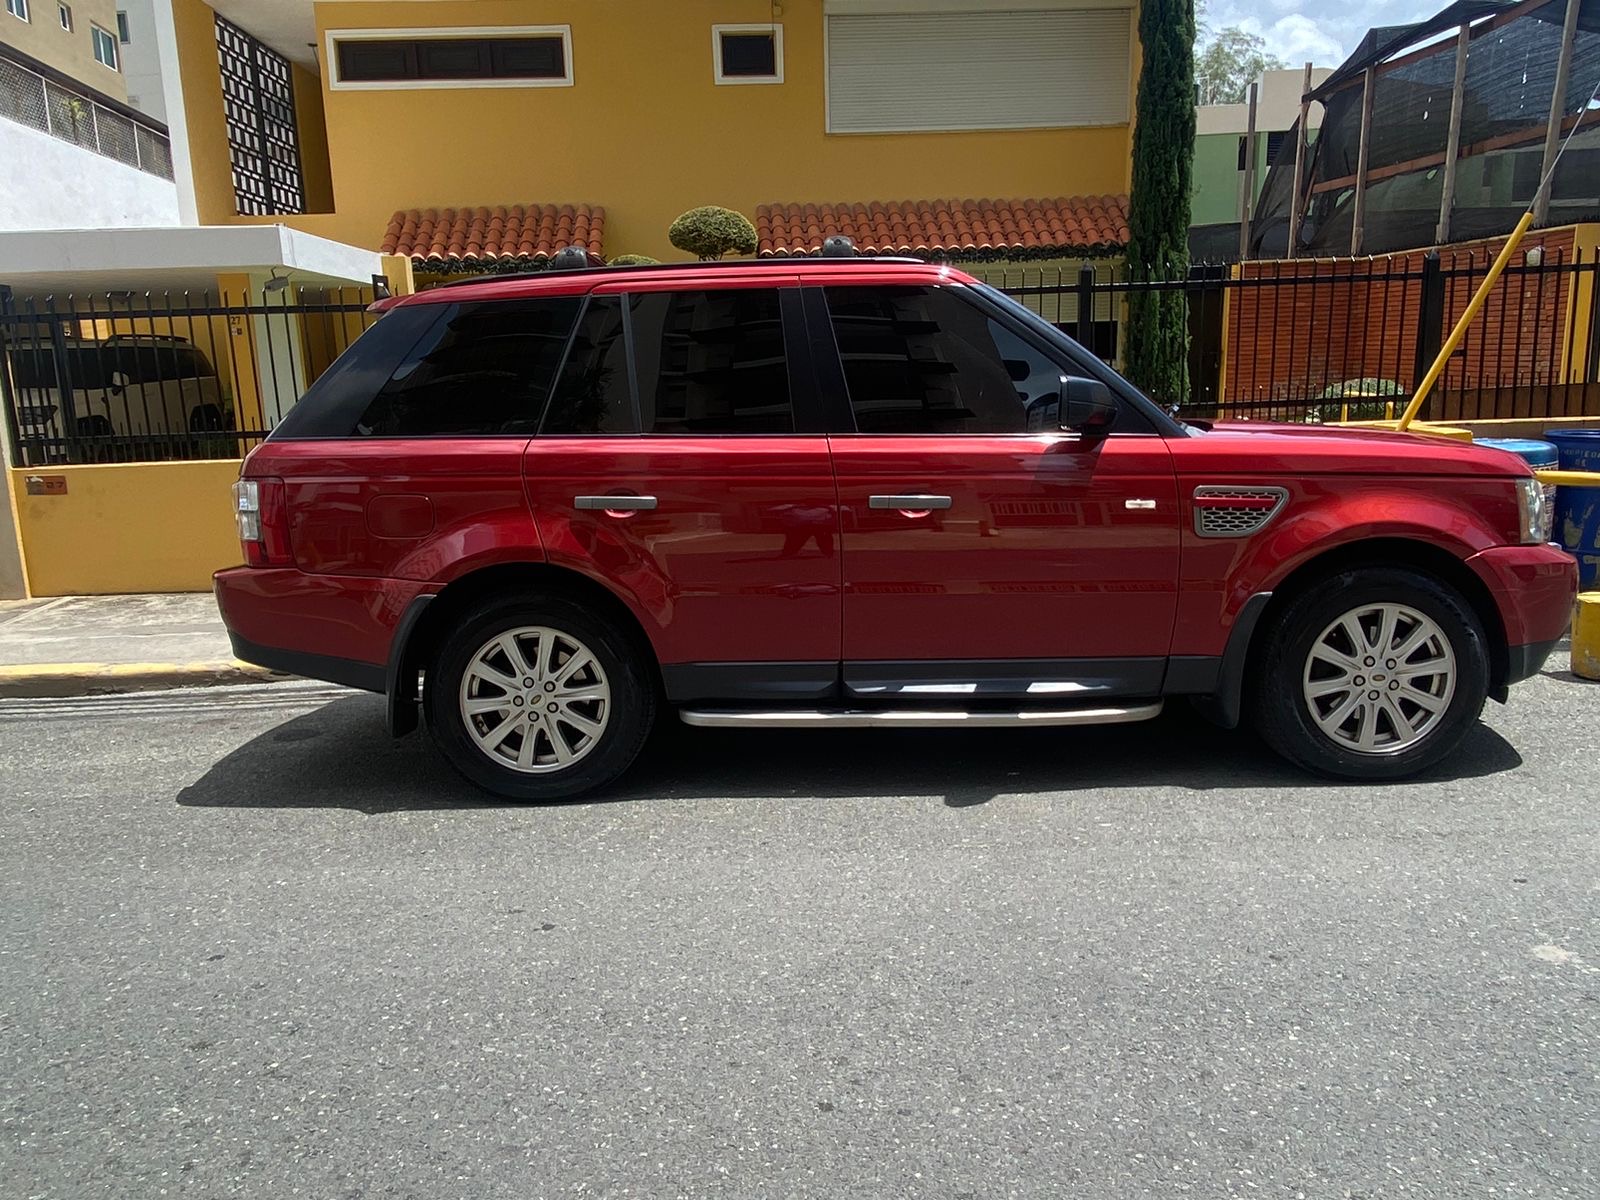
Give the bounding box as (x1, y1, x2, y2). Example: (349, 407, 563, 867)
(1479, 438, 1559, 545)
(1545, 429, 1600, 589)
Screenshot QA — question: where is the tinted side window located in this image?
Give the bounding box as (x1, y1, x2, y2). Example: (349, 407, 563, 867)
(631, 289, 792, 434)
(542, 295, 633, 434)
(824, 285, 1065, 434)
(354, 298, 579, 437)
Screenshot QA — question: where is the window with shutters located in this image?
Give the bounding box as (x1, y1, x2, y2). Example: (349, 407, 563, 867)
(825, 5, 1131, 133)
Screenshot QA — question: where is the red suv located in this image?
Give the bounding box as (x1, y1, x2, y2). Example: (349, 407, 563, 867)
(214, 259, 1576, 799)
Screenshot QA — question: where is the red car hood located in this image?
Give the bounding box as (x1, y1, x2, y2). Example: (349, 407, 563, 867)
(1174, 421, 1535, 478)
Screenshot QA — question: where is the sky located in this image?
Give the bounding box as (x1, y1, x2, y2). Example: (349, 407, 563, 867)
(1202, 0, 1442, 67)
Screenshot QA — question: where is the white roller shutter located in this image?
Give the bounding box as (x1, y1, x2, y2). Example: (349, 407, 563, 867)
(826, 8, 1132, 133)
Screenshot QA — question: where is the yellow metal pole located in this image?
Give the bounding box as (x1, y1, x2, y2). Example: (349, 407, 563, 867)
(1534, 468, 1600, 487)
(1396, 211, 1534, 431)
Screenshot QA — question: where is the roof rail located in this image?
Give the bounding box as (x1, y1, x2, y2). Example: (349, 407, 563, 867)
(426, 254, 933, 290)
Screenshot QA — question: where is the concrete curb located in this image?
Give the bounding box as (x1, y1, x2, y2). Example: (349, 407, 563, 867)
(0, 659, 287, 699)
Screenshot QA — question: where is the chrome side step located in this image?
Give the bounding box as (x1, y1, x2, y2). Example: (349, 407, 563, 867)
(679, 701, 1164, 729)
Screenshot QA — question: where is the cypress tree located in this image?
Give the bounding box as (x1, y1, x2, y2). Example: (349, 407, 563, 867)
(1123, 0, 1197, 407)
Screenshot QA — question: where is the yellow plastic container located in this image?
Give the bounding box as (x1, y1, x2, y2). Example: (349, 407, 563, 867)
(1574, 593, 1600, 682)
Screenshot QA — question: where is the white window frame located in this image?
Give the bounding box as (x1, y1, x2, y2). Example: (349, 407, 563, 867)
(90, 22, 119, 69)
(5, 0, 30, 24)
(325, 25, 574, 91)
(712, 23, 783, 85)
(57, 1, 70, 30)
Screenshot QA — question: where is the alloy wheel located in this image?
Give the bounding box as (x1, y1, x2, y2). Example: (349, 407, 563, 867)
(1301, 602, 1457, 756)
(458, 626, 612, 773)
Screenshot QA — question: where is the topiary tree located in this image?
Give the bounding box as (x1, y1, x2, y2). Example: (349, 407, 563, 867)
(668, 206, 758, 260)
(609, 254, 661, 266)
(1124, 0, 1196, 408)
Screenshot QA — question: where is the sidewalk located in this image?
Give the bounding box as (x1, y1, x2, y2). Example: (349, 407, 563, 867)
(0, 593, 283, 698)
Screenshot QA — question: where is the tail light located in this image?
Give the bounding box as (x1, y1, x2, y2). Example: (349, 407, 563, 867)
(233, 477, 292, 567)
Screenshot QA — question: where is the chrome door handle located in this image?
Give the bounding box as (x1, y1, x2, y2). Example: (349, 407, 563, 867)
(574, 495, 657, 511)
(869, 494, 953, 510)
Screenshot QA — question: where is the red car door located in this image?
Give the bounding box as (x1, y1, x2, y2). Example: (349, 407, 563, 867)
(524, 280, 843, 703)
(812, 283, 1180, 700)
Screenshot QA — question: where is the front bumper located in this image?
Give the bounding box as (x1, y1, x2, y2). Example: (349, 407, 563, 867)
(1465, 542, 1577, 687)
(1503, 637, 1563, 686)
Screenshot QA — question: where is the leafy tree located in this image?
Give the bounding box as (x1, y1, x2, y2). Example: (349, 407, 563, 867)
(668, 207, 758, 260)
(609, 254, 661, 266)
(1124, 0, 1196, 406)
(1196, 26, 1286, 105)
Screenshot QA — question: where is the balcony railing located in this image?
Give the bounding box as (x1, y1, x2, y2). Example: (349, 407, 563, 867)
(0, 44, 174, 181)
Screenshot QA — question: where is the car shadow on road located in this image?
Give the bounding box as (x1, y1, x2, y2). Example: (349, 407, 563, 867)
(175, 692, 1525, 815)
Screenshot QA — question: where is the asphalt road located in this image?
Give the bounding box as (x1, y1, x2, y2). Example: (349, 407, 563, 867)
(1, 660, 1596, 1199)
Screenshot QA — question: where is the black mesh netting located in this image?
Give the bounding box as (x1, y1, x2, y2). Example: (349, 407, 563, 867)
(1251, 0, 1600, 257)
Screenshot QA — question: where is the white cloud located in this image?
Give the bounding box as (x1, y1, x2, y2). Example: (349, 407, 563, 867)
(1202, 0, 1442, 65)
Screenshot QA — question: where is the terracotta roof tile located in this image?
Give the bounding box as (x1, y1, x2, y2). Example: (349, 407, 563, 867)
(756, 195, 1129, 258)
(381, 204, 606, 266)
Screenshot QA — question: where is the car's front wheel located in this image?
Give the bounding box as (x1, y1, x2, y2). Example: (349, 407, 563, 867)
(426, 595, 655, 800)
(1251, 567, 1490, 780)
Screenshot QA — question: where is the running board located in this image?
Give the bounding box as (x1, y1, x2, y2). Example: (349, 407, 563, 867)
(679, 701, 1164, 729)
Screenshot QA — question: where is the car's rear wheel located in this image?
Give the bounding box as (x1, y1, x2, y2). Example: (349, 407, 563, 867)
(426, 595, 655, 800)
(1251, 567, 1490, 780)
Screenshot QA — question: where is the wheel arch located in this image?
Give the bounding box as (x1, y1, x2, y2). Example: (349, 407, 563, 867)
(1252, 537, 1509, 696)
(388, 562, 664, 736)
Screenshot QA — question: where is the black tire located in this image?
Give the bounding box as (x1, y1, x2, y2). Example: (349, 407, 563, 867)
(1250, 567, 1490, 781)
(425, 594, 656, 801)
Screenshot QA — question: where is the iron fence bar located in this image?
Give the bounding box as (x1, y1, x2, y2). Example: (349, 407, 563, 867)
(1527, 250, 1548, 417)
(1075, 265, 1095, 350)
(259, 286, 286, 429)
(22, 299, 375, 321)
(1585, 253, 1600, 385)
(0, 285, 21, 465)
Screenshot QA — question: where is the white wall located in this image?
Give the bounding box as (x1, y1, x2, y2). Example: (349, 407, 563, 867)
(0, 117, 181, 231)
(119, 0, 167, 123)
(1196, 67, 1334, 136)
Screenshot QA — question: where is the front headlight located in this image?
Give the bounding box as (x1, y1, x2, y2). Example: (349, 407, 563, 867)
(1514, 476, 1549, 545)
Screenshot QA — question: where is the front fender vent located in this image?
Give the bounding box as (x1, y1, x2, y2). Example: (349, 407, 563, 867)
(1193, 486, 1289, 538)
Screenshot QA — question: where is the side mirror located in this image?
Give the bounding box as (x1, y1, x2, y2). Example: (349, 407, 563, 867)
(1059, 377, 1117, 435)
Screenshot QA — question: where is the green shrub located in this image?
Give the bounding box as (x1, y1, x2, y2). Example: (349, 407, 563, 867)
(1315, 377, 1404, 422)
(609, 254, 661, 266)
(668, 206, 757, 261)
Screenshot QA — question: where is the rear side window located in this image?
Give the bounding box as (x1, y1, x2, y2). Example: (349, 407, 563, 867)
(542, 288, 794, 435)
(633, 289, 791, 434)
(824, 285, 1065, 434)
(355, 298, 579, 437)
(542, 295, 632, 434)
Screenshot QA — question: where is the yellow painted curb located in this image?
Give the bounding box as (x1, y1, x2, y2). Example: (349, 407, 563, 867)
(1574, 594, 1600, 682)
(0, 659, 284, 698)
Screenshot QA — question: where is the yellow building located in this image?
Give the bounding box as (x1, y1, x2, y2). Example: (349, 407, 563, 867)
(167, 0, 1140, 269)
(3, 0, 1144, 598)
(1, 0, 128, 101)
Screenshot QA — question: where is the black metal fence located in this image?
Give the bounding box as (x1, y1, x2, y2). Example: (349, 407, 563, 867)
(981, 244, 1600, 423)
(6, 256, 1595, 465)
(0, 283, 383, 468)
